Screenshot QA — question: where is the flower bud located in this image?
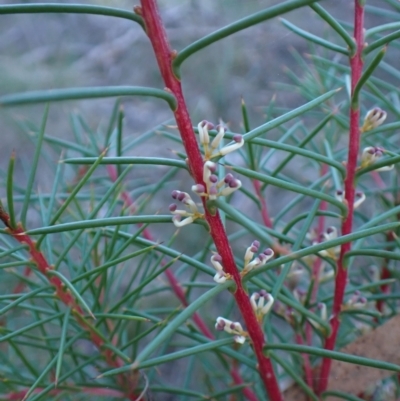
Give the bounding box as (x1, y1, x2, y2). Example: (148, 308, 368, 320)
(361, 108, 387, 133)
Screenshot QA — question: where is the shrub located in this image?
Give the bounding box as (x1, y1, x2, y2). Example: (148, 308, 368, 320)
(1, 1, 400, 400)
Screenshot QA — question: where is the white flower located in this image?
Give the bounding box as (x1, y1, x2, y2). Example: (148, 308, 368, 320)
(361, 108, 387, 133)
(250, 290, 274, 320)
(215, 317, 246, 344)
(169, 190, 203, 228)
(242, 247, 274, 276)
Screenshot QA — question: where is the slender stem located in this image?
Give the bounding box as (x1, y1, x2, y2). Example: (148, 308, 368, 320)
(317, 0, 365, 394)
(106, 165, 258, 401)
(295, 333, 314, 392)
(139, 1, 283, 399)
(303, 164, 328, 392)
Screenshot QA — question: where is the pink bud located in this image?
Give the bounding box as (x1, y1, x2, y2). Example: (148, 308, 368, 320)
(224, 174, 234, 184)
(209, 174, 218, 183)
(213, 254, 222, 262)
(233, 134, 243, 143)
(263, 248, 273, 256)
(169, 204, 177, 212)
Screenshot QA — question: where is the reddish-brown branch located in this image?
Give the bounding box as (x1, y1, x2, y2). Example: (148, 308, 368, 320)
(295, 333, 313, 392)
(0, 207, 138, 400)
(253, 180, 273, 229)
(139, 1, 283, 399)
(107, 166, 257, 401)
(317, 0, 365, 394)
(302, 164, 328, 392)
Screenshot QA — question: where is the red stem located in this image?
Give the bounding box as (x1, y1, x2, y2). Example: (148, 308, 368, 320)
(253, 180, 273, 228)
(139, 1, 283, 399)
(107, 166, 257, 401)
(295, 333, 314, 392)
(317, 0, 364, 394)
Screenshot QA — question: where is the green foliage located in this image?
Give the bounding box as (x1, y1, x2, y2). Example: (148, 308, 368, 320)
(0, 1, 400, 400)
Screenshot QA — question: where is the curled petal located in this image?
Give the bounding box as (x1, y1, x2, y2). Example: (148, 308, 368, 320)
(233, 335, 246, 344)
(219, 179, 242, 197)
(354, 191, 366, 209)
(211, 254, 224, 272)
(172, 215, 194, 227)
(250, 292, 260, 312)
(219, 136, 245, 156)
(260, 294, 274, 315)
(211, 124, 226, 150)
(375, 164, 394, 172)
(213, 271, 227, 283)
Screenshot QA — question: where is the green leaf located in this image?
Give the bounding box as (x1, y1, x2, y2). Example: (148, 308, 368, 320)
(322, 391, 365, 401)
(272, 199, 321, 298)
(364, 29, 400, 55)
(247, 222, 400, 278)
(231, 165, 348, 215)
(116, 105, 124, 177)
(267, 113, 334, 182)
(135, 338, 235, 369)
(281, 18, 349, 55)
(346, 249, 400, 261)
(99, 284, 230, 377)
(264, 343, 400, 372)
(352, 46, 387, 109)
(24, 215, 175, 235)
(243, 88, 340, 142)
(0, 86, 177, 111)
(270, 352, 318, 401)
(6, 151, 16, 229)
(0, 3, 144, 28)
(253, 136, 346, 177)
(172, 0, 322, 77)
(310, 4, 356, 54)
(55, 308, 71, 385)
(356, 153, 400, 177)
(46, 270, 95, 319)
(20, 105, 49, 227)
(62, 156, 187, 170)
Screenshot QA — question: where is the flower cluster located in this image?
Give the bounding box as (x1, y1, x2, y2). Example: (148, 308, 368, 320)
(215, 317, 247, 344)
(360, 146, 394, 171)
(360, 107, 387, 133)
(342, 291, 367, 311)
(314, 226, 340, 260)
(198, 120, 244, 161)
(241, 240, 274, 276)
(250, 290, 274, 322)
(210, 253, 231, 283)
(335, 189, 365, 209)
(191, 161, 242, 201)
(169, 190, 203, 227)
(169, 120, 245, 227)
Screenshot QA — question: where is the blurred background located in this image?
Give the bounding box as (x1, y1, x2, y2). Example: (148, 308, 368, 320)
(0, 1, 399, 398)
(0, 0, 394, 233)
(0, 0, 391, 151)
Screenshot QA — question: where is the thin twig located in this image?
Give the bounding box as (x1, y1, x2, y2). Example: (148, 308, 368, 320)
(139, 0, 283, 398)
(317, 0, 365, 394)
